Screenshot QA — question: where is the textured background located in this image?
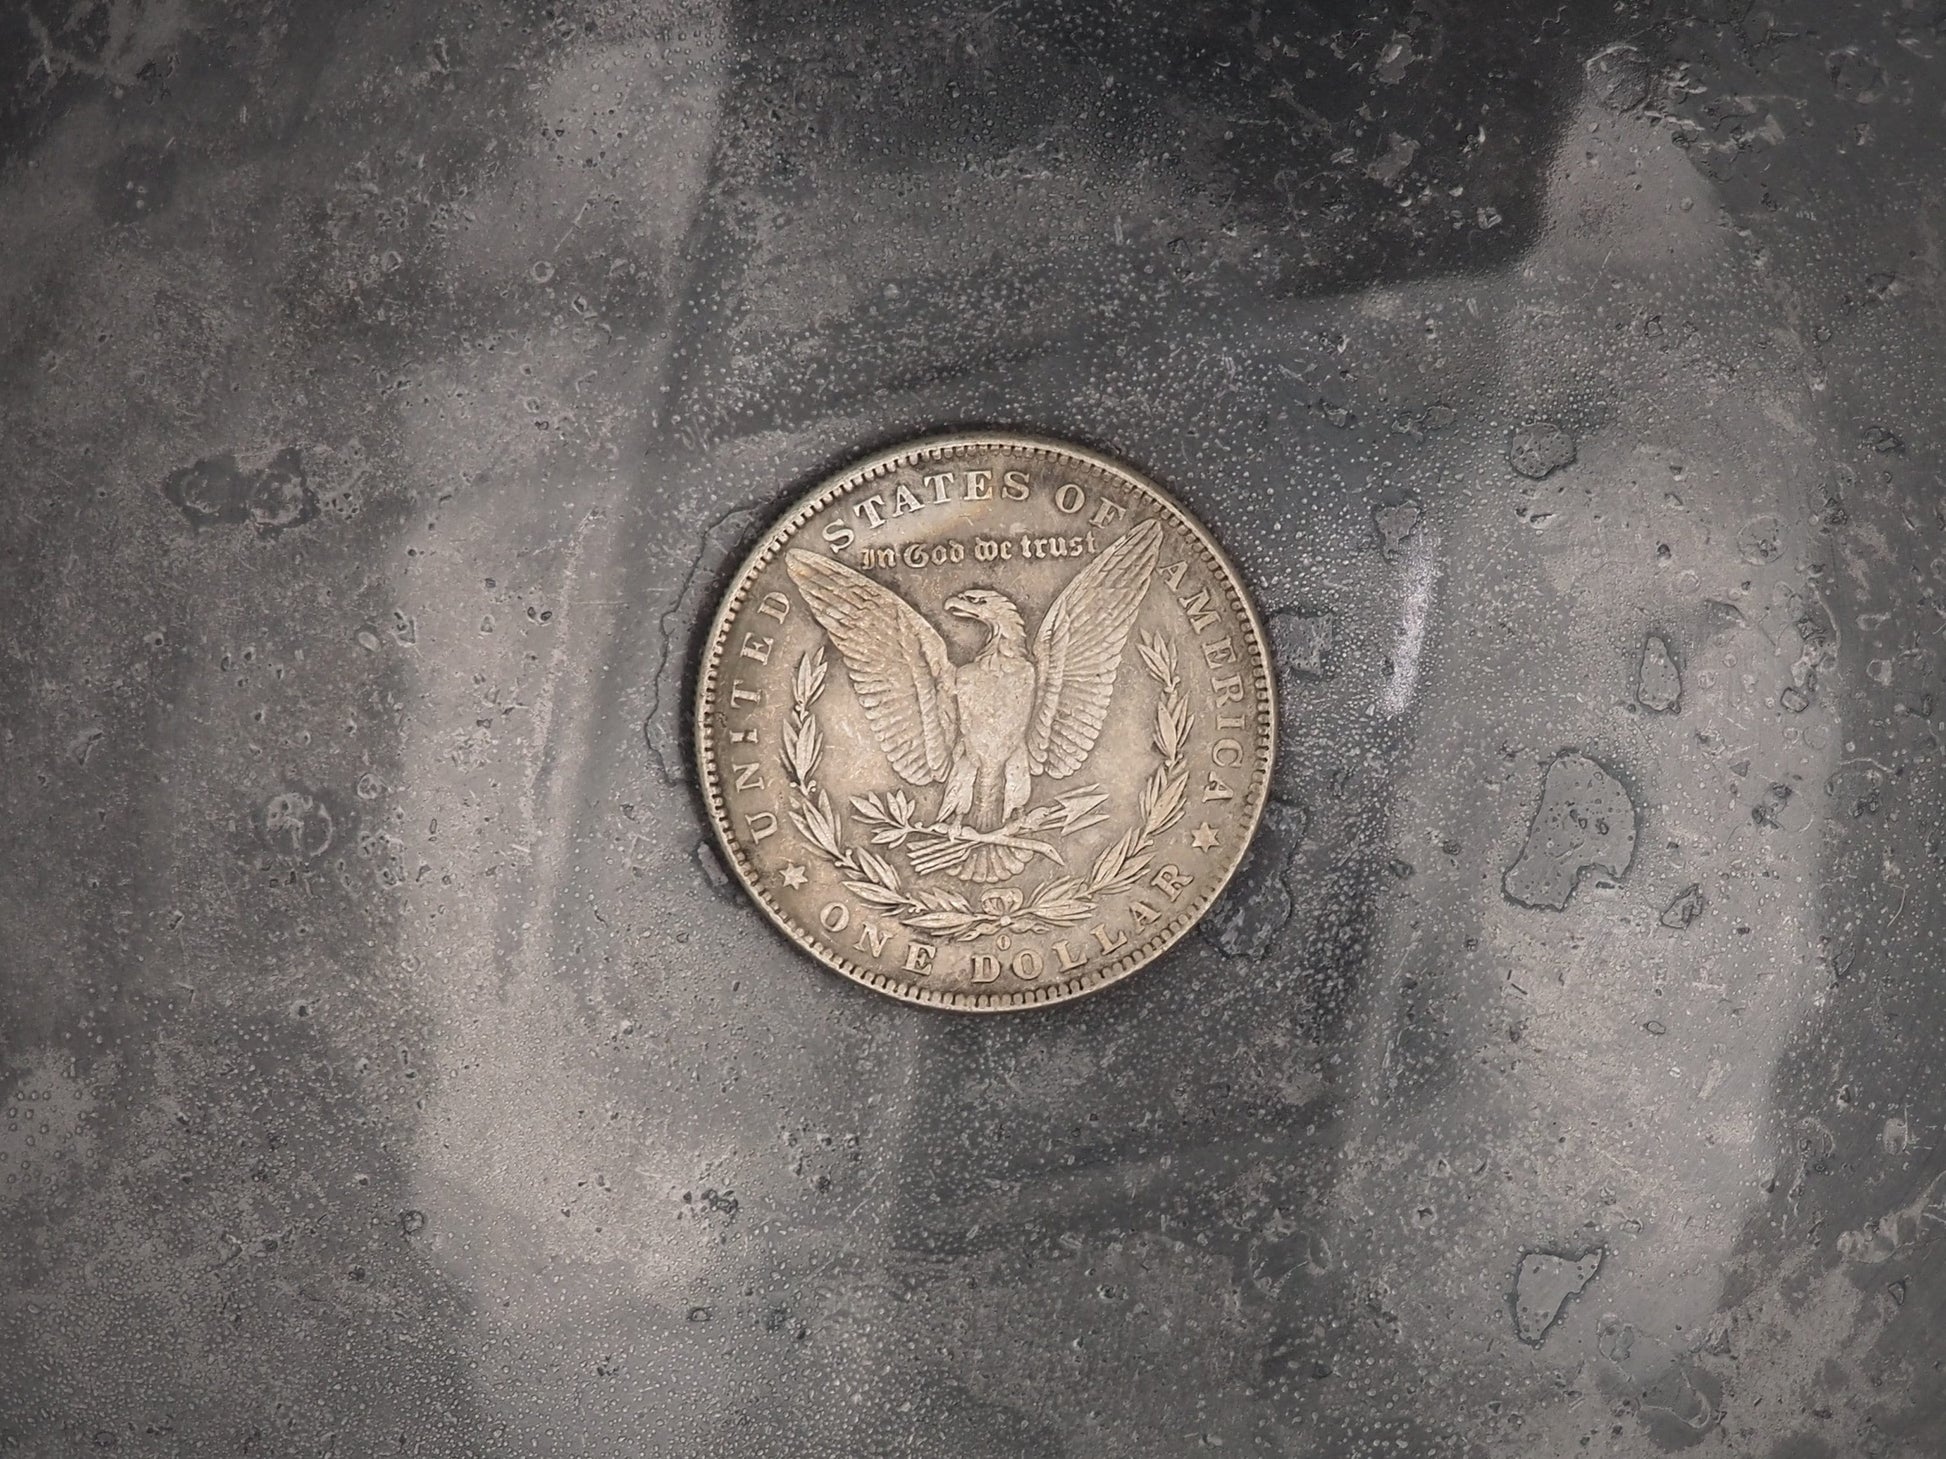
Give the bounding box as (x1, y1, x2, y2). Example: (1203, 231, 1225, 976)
(4, 1, 1946, 1455)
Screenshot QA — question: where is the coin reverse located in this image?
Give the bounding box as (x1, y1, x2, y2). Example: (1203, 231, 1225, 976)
(694, 434, 1275, 1011)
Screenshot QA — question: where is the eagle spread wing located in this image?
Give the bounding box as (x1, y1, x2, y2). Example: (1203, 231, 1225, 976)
(1025, 518, 1165, 778)
(784, 549, 958, 785)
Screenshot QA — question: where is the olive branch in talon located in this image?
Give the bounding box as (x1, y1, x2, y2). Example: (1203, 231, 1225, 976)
(778, 634, 1192, 944)
(780, 645, 955, 921)
(852, 785, 1110, 877)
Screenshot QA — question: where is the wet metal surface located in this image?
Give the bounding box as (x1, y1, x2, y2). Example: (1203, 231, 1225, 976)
(4, 2, 1946, 1455)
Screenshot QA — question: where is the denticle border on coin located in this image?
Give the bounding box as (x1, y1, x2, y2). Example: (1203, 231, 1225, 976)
(693, 434, 1275, 1012)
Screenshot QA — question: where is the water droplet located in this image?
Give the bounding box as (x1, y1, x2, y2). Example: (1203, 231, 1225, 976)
(1512, 1248, 1602, 1345)
(1751, 781, 1793, 829)
(1503, 753, 1637, 910)
(1507, 422, 1576, 480)
(1736, 514, 1784, 565)
(1586, 44, 1652, 112)
(162, 447, 314, 534)
(1827, 47, 1884, 102)
(262, 791, 335, 860)
(1204, 800, 1308, 958)
(1372, 498, 1423, 560)
(694, 839, 733, 897)
(1268, 608, 1333, 681)
(1659, 884, 1705, 929)
(1637, 634, 1682, 713)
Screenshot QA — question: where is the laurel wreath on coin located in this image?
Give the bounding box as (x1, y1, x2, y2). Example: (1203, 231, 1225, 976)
(780, 634, 1191, 942)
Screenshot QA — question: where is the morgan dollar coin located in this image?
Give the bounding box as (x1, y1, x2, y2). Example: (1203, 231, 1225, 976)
(694, 434, 1275, 1011)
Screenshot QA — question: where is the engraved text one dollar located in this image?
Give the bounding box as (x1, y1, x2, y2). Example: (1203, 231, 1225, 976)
(693, 435, 1274, 1011)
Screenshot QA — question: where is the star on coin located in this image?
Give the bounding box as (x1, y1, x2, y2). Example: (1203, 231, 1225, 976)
(779, 862, 808, 888)
(1190, 822, 1220, 851)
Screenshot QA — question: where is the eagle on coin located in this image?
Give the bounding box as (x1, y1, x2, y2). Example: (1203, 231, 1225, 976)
(784, 519, 1164, 882)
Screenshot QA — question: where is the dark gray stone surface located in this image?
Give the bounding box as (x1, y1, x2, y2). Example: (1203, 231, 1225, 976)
(4, 2, 1946, 1456)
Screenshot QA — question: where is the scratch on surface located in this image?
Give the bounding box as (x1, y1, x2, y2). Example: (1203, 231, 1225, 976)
(1378, 528, 1439, 717)
(519, 510, 603, 836)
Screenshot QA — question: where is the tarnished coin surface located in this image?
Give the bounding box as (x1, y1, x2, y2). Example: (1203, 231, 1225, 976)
(694, 435, 1274, 1011)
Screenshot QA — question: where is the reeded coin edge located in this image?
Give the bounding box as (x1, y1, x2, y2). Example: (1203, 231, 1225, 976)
(693, 432, 1276, 1012)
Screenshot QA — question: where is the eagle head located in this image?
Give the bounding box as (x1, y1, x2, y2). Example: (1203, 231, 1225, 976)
(943, 588, 1027, 647)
